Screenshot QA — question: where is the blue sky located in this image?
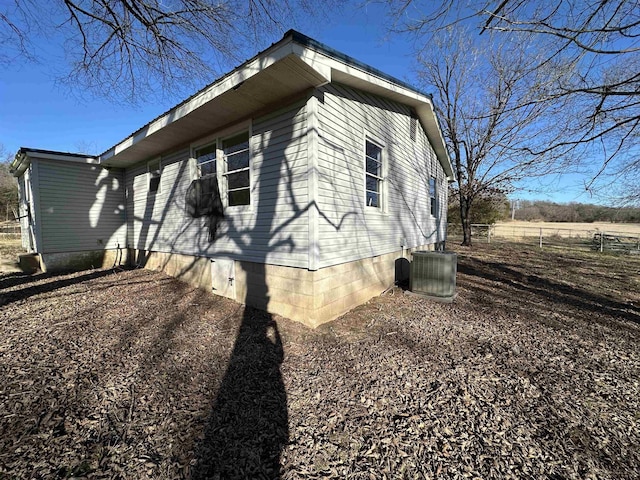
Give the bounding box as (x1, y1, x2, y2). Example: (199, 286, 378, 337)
(0, 2, 601, 204)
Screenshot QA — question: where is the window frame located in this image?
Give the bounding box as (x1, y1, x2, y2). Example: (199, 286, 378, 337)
(147, 157, 162, 195)
(363, 135, 386, 212)
(194, 140, 218, 179)
(429, 176, 437, 217)
(221, 130, 251, 208)
(190, 120, 252, 212)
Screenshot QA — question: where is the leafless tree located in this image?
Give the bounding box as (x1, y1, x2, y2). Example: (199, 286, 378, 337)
(421, 28, 570, 245)
(386, 0, 640, 204)
(0, 0, 329, 102)
(0, 145, 18, 222)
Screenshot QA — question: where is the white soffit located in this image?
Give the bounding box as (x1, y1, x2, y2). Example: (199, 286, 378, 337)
(99, 30, 454, 180)
(100, 39, 331, 167)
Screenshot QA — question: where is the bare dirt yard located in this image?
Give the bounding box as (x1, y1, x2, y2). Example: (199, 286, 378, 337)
(1, 242, 639, 479)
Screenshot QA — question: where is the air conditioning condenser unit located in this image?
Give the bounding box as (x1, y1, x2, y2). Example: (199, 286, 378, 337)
(410, 251, 457, 301)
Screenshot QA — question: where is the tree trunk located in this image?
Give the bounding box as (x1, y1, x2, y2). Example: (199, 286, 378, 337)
(459, 195, 472, 246)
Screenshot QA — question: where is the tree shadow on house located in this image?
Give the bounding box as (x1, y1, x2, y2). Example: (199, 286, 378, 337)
(188, 103, 308, 479)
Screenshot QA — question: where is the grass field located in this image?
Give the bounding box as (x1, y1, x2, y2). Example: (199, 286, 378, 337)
(494, 221, 640, 237)
(0, 238, 24, 268)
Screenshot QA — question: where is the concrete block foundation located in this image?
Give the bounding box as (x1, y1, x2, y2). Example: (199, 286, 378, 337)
(18, 253, 40, 274)
(39, 248, 129, 273)
(131, 244, 436, 328)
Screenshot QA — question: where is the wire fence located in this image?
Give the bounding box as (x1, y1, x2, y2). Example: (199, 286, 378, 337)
(448, 223, 640, 254)
(0, 224, 21, 238)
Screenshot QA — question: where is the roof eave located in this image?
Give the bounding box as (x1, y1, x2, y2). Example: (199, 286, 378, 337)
(9, 150, 29, 177)
(100, 37, 331, 166)
(97, 29, 455, 180)
(414, 103, 455, 182)
(10, 148, 99, 177)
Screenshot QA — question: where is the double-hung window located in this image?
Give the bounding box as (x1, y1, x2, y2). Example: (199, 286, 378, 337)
(429, 177, 437, 216)
(223, 132, 250, 206)
(195, 142, 217, 178)
(365, 139, 384, 208)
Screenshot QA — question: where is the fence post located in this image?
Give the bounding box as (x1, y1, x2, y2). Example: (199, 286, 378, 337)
(600, 231, 604, 252)
(488, 226, 491, 244)
(539, 228, 543, 249)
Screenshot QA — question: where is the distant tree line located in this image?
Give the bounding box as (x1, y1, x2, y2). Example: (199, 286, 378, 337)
(0, 162, 18, 222)
(448, 192, 640, 225)
(0, 146, 18, 222)
(515, 201, 640, 223)
(384, 0, 640, 244)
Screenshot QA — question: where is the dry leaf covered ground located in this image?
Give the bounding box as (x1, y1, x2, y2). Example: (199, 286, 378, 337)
(0, 243, 639, 479)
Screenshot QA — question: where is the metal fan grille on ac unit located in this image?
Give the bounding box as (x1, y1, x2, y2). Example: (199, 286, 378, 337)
(410, 251, 457, 300)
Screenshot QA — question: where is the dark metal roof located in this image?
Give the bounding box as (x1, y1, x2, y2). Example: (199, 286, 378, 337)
(18, 147, 97, 159)
(286, 30, 432, 99)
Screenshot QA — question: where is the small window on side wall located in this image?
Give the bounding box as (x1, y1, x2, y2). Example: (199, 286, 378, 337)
(429, 177, 437, 216)
(148, 159, 161, 194)
(365, 139, 384, 209)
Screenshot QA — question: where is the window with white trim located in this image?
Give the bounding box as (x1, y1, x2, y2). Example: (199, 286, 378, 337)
(222, 131, 250, 206)
(148, 159, 161, 194)
(365, 139, 384, 208)
(429, 176, 437, 216)
(195, 142, 217, 177)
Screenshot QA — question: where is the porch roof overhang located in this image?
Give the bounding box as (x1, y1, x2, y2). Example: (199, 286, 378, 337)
(99, 30, 455, 181)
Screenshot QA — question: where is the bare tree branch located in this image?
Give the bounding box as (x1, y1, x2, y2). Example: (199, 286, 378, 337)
(1, 0, 336, 102)
(415, 28, 570, 245)
(385, 0, 640, 205)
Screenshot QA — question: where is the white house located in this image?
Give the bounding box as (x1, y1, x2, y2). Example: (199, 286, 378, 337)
(11, 30, 454, 327)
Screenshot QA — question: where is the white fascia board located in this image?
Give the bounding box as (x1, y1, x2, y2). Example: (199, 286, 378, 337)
(297, 46, 430, 105)
(25, 151, 98, 164)
(292, 44, 332, 85)
(10, 150, 98, 176)
(101, 38, 332, 163)
(415, 103, 455, 182)
(9, 152, 29, 177)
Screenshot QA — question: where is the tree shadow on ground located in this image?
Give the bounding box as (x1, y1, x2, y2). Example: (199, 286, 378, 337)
(0, 269, 121, 307)
(458, 256, 640, 325)
(0, 272, 37, 290)
(190, 306, 288, 479)
(189, 103, 303, 479)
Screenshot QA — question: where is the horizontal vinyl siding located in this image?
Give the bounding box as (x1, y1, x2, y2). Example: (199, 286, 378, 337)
(316, 83, 448, 268)
(36, 159, 126, 253)
(125, 100, 309, 268)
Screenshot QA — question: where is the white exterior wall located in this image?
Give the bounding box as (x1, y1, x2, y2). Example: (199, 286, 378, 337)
(17, 171, 35, 252)
(315, 83, 448, 269)
(35, 158, 127, 253)
(125, 100, 310, 268)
